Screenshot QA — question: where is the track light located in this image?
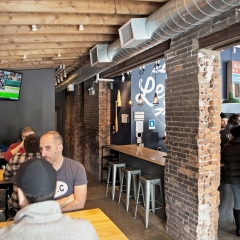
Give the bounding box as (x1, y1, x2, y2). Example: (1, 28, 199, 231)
(60, 74, 63, 82)
(233, 47, 237, 54)
(23, 55, 27, 59)
(57, 53, 61, 57)
(129, 98, 133, 106)
(122, 74, 125, 82)
(32, 24, 37, 31)
(79, 24, 84, 31)
(55, 81, 57, 86)
(64, 70, 67, 78)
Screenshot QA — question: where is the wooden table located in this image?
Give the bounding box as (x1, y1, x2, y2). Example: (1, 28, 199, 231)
(109, 144, 166, 166)
(0, 208, 128, 240)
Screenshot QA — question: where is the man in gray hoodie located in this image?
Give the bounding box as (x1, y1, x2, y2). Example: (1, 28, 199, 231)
(0, 158, 98, 240)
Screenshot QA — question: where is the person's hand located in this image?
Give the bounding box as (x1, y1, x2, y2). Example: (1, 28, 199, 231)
(19, 140, 24, 148)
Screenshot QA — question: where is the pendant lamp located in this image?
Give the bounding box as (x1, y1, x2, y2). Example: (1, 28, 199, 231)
(222, 92, 240, 104)
(137, 67, 144, 107)
(152, 63, 159, 106)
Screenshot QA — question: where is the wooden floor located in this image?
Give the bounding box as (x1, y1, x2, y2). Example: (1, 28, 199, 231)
(86, 172, 240, 240)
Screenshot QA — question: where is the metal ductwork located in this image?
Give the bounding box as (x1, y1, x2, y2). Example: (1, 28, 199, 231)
(56, 0, 238, 92)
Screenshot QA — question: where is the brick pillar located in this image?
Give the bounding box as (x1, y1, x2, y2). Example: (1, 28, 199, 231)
(165, 41, 221, 239)
(83, 80, 111, 180)
(64, 84, 84, 163)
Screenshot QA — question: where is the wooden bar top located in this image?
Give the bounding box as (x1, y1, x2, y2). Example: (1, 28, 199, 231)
(0, 208, 128, 240)
(0, 169, 3, 181)
(0, 152, 5, 159)
(109, 145, 166, 166)
(0, 169, 12, 185)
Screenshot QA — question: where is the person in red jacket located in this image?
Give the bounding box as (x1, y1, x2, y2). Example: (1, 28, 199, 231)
(4, 127, 35, 161)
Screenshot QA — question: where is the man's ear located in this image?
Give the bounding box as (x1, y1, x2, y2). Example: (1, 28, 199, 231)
(17, 188, 29, 208)
(58, 144, 63, 152)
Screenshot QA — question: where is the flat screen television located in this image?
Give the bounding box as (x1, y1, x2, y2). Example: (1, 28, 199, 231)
(0, 70, 23, 101)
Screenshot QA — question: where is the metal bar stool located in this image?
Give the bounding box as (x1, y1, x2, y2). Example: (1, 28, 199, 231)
(134, 175, 165, 228)
(106, 161, 126, 200)
(118, 167, 141, 212)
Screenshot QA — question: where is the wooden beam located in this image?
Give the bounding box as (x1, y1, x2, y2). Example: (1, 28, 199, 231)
(132, 0, 168, 1)
(102, 39, 170, 78)
(0, 25, 119, 35)
(0, 48, 89, 57)
(0, 1, 162, 15)
(0, 34, 117, 43)
(0, 13, 143, 26)
(0, 53, 85, 60)
(0, 59, 82, 70)
(0, 42, 101, 50)
(199, 22, 240, 50)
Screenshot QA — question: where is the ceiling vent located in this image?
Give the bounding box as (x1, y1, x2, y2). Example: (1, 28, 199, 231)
(119, 18, 150, 48)
(90, 44, 111, 67)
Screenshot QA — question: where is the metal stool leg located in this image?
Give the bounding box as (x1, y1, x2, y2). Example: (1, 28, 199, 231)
(134, 181, 142, 219)
(112, 165, 117, 200)
(106, 165, 112, 195)
(145, 181, 151, 228)
(118, 171, 125, 205)
(126, 172, 131, 212)
(150, 183, 156, 214)
(132, 174, 138, 201)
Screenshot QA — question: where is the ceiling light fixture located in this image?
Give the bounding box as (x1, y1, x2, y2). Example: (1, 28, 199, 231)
(64, 70, 67, 78)
(152, 62, 159, 106)
(55, 80, 57, 86)
(23, 55, 27, 59)
(122, 73, 125, 82)
(57, 53, 61, 57)
(222, 92, 240, 103)
(129, 98, 133, 106)
(79, 24, 84, 31)
(137, 67, 144, 107)
(32, 24, 37, 31)
(233, 47, 237, 54)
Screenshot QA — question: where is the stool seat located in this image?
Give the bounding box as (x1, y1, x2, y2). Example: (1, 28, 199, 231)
(118, 167, 141, 212)
(134, 175, 164, 228)
(106, 162, 126, 200)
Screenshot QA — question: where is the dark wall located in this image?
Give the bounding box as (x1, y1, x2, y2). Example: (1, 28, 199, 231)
(0, 69, 55, 146)
(131, 60, 166, 150)
(111, 75, 132, 145)
(55, 90, 66, 142)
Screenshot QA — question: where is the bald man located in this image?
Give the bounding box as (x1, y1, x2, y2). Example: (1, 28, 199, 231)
(40, 131, 87, 212)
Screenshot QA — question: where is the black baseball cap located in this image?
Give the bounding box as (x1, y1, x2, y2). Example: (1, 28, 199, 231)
(15, 158, 57, 196)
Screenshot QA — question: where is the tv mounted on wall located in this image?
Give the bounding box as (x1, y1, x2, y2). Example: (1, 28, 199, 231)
(0, 70, 23, 101)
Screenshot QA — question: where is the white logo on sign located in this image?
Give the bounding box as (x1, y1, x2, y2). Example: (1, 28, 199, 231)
(134, 65, 166, 127)
(54, 181, 68, 198)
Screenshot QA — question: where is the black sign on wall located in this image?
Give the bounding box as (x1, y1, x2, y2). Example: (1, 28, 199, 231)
(130, 60, 166, 150)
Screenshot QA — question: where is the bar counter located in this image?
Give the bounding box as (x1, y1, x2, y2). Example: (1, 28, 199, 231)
(109, 145, 166, 166)
(109, 144, 166, 220)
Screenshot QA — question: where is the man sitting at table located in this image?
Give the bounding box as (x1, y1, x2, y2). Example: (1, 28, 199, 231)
(4, 126, 35, 162)
(40, 131, 87, 212)
(0, 158, 98, 240)
(3, 134, 41, 216)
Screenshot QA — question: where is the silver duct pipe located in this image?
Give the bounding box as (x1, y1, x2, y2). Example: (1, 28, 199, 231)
(56, 0, 238, 92)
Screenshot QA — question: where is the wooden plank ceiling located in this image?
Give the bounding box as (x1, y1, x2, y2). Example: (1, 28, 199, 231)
(0, 0, 169, 79)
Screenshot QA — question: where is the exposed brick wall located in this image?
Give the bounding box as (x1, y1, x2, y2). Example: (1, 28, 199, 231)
(83, 79, 111, 180)
(64, 84, 84, 164)
(64, 80, 111, 180)
(165, 38, 221, 239)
